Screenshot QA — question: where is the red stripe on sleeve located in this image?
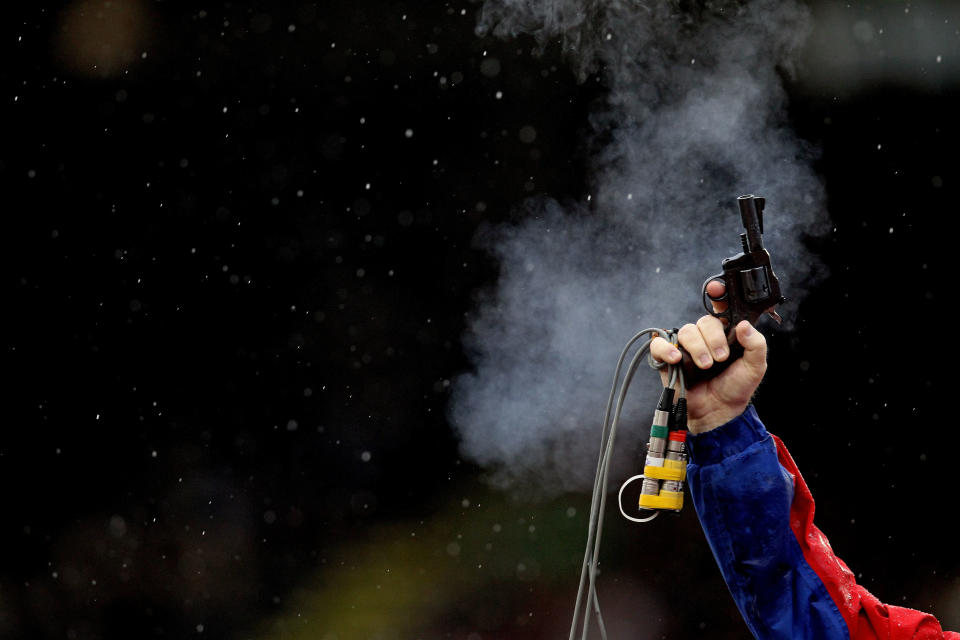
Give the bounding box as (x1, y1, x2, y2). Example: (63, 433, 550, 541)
(771, 435, 959, 640)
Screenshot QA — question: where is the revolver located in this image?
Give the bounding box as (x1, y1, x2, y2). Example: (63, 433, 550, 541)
(680, 194, 785, 386)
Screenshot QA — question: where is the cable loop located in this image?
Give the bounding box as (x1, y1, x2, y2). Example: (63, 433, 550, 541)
(617, 474, 659, 523)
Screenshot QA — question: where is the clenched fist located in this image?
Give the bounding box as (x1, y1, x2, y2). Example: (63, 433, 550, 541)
(649, 281, 768, 433)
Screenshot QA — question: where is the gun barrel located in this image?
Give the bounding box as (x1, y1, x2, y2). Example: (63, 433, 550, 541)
(737, 194, 764, 252)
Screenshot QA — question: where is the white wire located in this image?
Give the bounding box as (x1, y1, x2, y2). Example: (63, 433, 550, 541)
(617, 475, 659, 523)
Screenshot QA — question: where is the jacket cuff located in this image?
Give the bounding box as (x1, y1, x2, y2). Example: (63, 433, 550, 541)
(686, 405, 769, 466)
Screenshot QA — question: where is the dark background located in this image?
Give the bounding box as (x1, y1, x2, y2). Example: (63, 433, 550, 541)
(5, 1, 960, 638)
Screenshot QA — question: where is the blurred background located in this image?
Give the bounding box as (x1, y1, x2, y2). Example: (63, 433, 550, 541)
(5, 1, 960, 638)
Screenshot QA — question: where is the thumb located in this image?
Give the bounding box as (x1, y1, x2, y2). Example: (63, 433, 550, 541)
(735, 320, 767, 380)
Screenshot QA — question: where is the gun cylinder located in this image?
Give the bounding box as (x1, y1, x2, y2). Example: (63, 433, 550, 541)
(740, 266, 772, 302)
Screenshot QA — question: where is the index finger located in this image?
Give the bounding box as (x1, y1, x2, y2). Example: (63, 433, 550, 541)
(705, 279, 728, 314)
(650, 336, 682, 364)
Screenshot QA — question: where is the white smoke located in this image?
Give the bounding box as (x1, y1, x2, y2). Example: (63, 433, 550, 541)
(451, 0, 830, 494)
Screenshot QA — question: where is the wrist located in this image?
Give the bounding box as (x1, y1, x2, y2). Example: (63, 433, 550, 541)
(687, 404, 749, 434)
(685, 405, 767, 466)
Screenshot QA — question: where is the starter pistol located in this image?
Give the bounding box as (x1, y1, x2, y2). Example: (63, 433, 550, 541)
(569, 194, 787, 640)
(681, 194, 785, 386)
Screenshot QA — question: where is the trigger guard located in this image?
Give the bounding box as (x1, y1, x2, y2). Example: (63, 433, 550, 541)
(701, 274, 728, 319)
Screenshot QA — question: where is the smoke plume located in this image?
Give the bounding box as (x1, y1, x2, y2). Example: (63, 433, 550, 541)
(451, 0, 830, 494)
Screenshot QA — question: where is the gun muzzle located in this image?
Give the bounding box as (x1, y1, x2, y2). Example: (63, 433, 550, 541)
(738, 194, 765, 252)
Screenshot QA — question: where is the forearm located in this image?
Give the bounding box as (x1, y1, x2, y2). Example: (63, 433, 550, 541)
(686, 406, 848, 637)
(686, 407, 958, 640)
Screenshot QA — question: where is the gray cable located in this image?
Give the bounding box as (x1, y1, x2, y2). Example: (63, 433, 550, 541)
(581, 343, 648, 640)
(568, 329, 653, 640)
(569, 328, 681, 640)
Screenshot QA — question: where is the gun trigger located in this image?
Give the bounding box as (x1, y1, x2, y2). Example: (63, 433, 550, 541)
(765, 308, 783, 325)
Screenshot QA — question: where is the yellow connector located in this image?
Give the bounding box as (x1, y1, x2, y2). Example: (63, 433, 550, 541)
(642, 463, 686, 482)
(639, 490, 683, 511)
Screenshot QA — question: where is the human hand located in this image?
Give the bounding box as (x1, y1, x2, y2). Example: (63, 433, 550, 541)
(649, 281, 768, 433)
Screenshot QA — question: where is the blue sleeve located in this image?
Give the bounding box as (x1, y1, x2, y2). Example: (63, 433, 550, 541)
(685, 406, 849, 640)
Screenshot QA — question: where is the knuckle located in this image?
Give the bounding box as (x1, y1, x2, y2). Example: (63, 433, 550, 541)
(696, 316, 725, 347)
(696, 315, 722, 334)
(695, 315, 714, 328)
(677, 323, 697, 338)
(677, 325, 701, 349)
